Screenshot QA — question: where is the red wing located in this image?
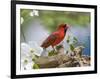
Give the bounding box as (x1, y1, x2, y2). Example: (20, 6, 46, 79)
(41, 33, 58, 48)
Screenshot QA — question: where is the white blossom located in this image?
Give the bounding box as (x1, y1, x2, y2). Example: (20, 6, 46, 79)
(30, 10, 39, 16)
(21, 17, 24, 24)
(21, 41, 43, 70)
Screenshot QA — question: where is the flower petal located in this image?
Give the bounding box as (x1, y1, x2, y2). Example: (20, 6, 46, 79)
(35, 47, 43, 56)
(21, 43, 30, 58)
(28, 41, 43, 56)
(25, 62, 34, 70)
(21, 17, 24, 24)
(30, 11, 34, 16)
(33, 10, 39, 16)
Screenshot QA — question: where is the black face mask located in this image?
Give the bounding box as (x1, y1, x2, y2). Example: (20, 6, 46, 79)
(64, 27, 67, 35)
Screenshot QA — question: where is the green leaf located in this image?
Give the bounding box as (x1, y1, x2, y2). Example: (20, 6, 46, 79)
(32, 58, 35, 61)
(33, 64, 40, 69)
(67, 39, 70, 43)
(32, 55, 39, 62)
(73, 37, 78, 42)
(56, 45, 63, 50)
(48, 50, 58, 56)
(24, 59, 28, 64)
(73, 37, 78, 44)
(66, 35, 70, 43)
(70, 44, 74, 51)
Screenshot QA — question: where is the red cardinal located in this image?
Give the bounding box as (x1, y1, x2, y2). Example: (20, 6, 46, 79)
(41, 24, 69, 50)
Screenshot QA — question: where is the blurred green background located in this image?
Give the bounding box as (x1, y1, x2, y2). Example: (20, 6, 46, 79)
(21, 9, 90, 32)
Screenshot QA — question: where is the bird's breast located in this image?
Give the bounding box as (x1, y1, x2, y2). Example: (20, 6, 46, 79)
(52, 31, 65, 46)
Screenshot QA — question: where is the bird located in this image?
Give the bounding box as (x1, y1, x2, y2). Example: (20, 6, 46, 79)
(41, 24, 69, 51)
